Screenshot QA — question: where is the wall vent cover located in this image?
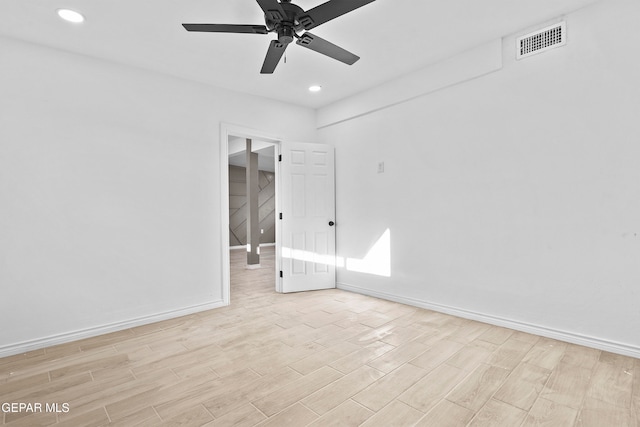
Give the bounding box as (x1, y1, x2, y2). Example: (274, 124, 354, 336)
(517, 22, 566, 59)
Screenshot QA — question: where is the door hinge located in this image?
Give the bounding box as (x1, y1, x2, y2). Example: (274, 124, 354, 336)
(279, 270, 283, 278)
(278, 154, 282, 162)
(279, 213, 283, 220)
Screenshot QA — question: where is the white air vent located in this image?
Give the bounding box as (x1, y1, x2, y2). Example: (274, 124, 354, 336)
(517, 22, 566, 60)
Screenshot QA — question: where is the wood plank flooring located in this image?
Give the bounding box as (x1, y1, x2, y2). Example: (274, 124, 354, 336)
(1, 246, 638, 426)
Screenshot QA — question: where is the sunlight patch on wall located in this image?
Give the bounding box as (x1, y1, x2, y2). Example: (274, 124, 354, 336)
(346, 229, 391, 277)
(281, 228, 391, 277)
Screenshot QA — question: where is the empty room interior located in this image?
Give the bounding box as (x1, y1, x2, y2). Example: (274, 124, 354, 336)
(1, 0, 639, 426)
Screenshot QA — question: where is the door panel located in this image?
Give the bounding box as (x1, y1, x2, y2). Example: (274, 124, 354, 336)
(280, 142, 335, 293)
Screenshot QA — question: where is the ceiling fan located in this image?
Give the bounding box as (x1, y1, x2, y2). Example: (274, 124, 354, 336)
(182, 0, 376, 74)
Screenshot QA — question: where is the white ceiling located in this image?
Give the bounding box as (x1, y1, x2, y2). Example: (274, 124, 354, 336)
(0, 0, 600, 109)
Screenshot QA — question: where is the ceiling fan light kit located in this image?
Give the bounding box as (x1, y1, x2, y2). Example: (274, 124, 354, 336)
(182, 0, 376, 74)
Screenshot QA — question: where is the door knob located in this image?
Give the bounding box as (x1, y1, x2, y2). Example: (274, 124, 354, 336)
(328, 221, 335, 226)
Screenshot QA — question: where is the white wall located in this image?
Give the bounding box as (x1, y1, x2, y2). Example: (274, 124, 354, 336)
(319, 0, 640, 356)
(0, 36, 316, 355)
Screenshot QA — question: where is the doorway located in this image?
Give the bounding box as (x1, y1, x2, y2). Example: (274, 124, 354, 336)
(228, 138, 277, 252)
(220, 124, 282, 305)
(220, 124, 337, 305)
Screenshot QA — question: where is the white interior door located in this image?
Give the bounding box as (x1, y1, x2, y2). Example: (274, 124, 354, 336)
(279, 142, 335, 293)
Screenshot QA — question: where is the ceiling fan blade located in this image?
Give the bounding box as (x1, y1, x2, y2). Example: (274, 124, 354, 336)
(296, 32, 359, 65)
(182, 24, 269, 34)
(255, 0, 287, 23)
(261, 40, 288, 74)
(297, 0, 376, 30)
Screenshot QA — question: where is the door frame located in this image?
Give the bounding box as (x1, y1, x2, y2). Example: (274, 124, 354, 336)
(220, 123, 282, 305)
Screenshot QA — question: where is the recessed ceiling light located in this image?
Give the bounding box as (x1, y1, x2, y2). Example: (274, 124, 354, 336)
(308, 85, 322, 93)
(57, 9, 85, 23)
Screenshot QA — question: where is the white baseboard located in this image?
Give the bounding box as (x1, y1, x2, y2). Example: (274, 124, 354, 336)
(0, 300, 227, 359)
(337, 282, 640, 359)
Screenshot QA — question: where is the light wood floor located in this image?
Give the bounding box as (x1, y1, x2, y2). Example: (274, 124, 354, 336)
(1, 246, 638, 426)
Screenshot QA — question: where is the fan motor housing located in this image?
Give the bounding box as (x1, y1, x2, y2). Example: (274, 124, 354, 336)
(277, 26, 295, 44)
(265, 2, 304, 32)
